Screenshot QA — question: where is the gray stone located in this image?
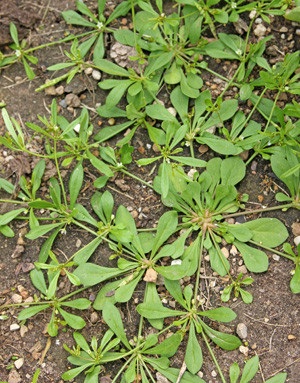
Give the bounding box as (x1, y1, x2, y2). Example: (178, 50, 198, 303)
(236, 323, 248, 339)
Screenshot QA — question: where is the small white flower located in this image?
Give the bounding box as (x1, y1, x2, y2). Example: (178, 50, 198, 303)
(97, 21, 104, 29)
(160, 13, 165, 18)
(53, 126, 59, 131)
(267, 141, 272, 146)
(73, 123, 80, 133)
(166, 158, 171, 164)
(116, 162, 123, 168)
(111, 214, 115, 220)
(231, 2, 237, 8)
(15, 50, 21, 57)
(235, 49, 243, 56)
(185, 141, 190, 147)
(60, 228, 66, 235)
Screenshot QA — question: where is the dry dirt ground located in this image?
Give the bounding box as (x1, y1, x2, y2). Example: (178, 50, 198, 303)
(0, 1, 300, 383)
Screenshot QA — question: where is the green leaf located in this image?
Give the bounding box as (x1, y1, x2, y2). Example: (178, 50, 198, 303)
(58, 307, 86, 329)
(30, 268, 47, 294)
(87, 151, 114, 177)
(137, 303, 185, 319)
(235, 241, 268, 273)
(61, 10, 95, 27)
(114, 29, 135, 46)
(242, 218, 288, 247)
(229, 363, 240, 383)
(47, 271, 60, 299)
(22, 57, 35, 80)
(200, 320, 241, 350)
(74, 237, 102, 264)
(285, 7, 300, 22)
(221, 157, 246, 185)
(115, 273, 142, 303)
(32, 159, 45, 199)
(156, 367, 205, 383)
(61, 298, 91, 310)
(73, 263, 122, 286)
(199, 307, 236, 323)
(164, 62, 182, 84)
(0, 225, 15, 237)
(185, 321, 202, 374)
(151, 211, 178, 257)
(62, 364, 93, 380)
(10, 22, 19, 46)
(240, 355, 259, 383)
(164, 279, 187, 309)
(146, 333, 181, 357)
(170, 156, 206, 168)
(74, 204, 98, 227)
(290, 265, 300, 294)
(39, 227, 62, 263)
(146, 51, 173, 75)
(265, 373, 287, 383)
(95, 59, 130, 76)
(69, 163, 83, 209)
(0, 208, 26, 226)
(26, 223, 63, 240)
(17, 304, 50, 320)
(103, 302, 131, 349)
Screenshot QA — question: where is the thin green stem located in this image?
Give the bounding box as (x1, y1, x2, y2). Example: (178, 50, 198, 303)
(59, 286, 90, 302)
(110, 355, 136, 383)
(202, 331, 227, 383)
(264, 91, 281, 133)
(249, 240, 295, 262)
(54, 139, 68, 207)
(121, 169, 154, 189)
(193, 233, 205, 306)
(25, 31, 95, 54)
(222, 203, 294, 219)
(0, 199, 26, 204)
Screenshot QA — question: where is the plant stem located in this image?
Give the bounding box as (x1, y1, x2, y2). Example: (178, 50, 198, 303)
(0, 199, 26, 204)
(193, 233, 205, 306)
(202, 331, 227, 383)
(54, 139, 68, 207)
(249, 240, 295, 262)
(121, 169, 154, 189)
(25, 31, 95, 54)
(222, 202, 294, 219)
(59, 286, 90, 302)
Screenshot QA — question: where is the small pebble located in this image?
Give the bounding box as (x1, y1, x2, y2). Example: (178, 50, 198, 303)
(236, 323, 248, 339)
(237, 265, 247, 274)
(12, 294, 22, 304)
(239, 345, 249, 356)
(211, 371, 217, 378)
(75, 239, 82, 248)
(130, 210, 138, 219)
(92, 70, 101, 81)
(296, 29, 300, 36)
(8, 370, 21, 383)
(90, 312, 99, 324)
(108, 118, 115, 126)
(288, 334, 296, 340)
(221, 247, 229, 258)
(272, 254, 280, 261)
(197, 371, 204, 378)
(84, 67, 93, 75)
(254, 24, 266, 37)
(10, 323, 20, 331)
(167, 107, 176, 117)
(65, 93, 81, 108)
(55, 86, 64, 95)
(20, 325, 28, 337)
(294, 236, 300, 246)
(14, 358, 24, 370)
(280, 26, 288, 33)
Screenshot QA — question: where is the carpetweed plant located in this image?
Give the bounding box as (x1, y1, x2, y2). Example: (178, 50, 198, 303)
(1, 0, 300, 382)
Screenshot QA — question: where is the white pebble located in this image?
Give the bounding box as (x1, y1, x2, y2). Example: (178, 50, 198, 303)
(211, 371, 217, 377)
(167, 107, 177, 117)
(272, 254, 280, 261)
(92, 70, 101, 81)
(73, 123, 81, 133)
(10, 323, 20, 331)
(171, 259, 182, 266)
(14, 358, 24, 369)
(85, 67, 93, 75)
(254, 24, 267, 37)
(294, 236, 300, 246)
